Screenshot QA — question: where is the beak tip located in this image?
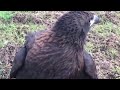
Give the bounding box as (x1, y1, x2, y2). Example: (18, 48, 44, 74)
(94, 15, 101, 24)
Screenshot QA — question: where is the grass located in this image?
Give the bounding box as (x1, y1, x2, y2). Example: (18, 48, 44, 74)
(107, 48, 119, 59)
(0, 24, 46, 48)
(0, 11, 120, 79)
(85, 11, 120, 78)
(85, 41, 94, 54)
(0, 11, 46, 48)
(91, 22, 120, 37)
(0, 11, 14, 21)
(111, 66, 120, 79)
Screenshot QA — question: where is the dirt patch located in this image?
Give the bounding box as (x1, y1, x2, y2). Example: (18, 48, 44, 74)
(12, 11, 68, 29)
(86, 31, 120, 79)
(12, 13, 43, 24)
(105, 12, 120, 25)
(0, 43, 18, 78)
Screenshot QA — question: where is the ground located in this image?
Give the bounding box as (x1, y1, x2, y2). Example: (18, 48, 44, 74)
(0, 11, 120, 79)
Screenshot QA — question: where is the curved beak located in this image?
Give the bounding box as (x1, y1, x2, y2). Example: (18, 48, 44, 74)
(90, 15, 100, 26)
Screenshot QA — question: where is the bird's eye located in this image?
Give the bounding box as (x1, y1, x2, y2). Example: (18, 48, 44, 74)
(90, 16, 93, 21)
(88, 17, 93, 23)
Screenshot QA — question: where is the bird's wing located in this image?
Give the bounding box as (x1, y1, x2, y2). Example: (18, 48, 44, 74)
(83, 50, 98, 79)
(10, 30, 44, 78)
(10, 46, 27, 78)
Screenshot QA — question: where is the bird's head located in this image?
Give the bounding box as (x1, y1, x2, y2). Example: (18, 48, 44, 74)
(90, 14, 100, 26)
(52, 11, 101, 45)
(53, 11, 100, 33)
(68, 11, 101, 34)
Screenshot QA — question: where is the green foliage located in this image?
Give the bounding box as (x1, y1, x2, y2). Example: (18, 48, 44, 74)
(106, 48, 119, 59)
(0, 11, 13, 21)
(0, 23, 46, 48)
(85, 41, 94, 53)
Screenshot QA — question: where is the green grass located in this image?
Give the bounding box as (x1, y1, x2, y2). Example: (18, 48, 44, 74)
(0, 11, 14, 21)
(111, 66, 120, 79)
(0, 11, 47, 48)
(85, 41, 94, 53)
(106, 48, 119, 59)
(0, 23, 46, 48)
(92, 22, 120, 37)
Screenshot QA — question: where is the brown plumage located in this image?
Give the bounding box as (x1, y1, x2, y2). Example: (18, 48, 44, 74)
(10, 11, 99, 79)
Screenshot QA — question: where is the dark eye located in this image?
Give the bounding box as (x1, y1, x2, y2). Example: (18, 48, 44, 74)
(89, 16, 93, 23)
(89, 19, 91, 22)
(90, 16, 93, 20)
